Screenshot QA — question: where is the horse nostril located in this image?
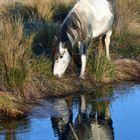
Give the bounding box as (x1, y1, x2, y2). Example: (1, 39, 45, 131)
(54, 74, 57, 77)
(54, 73, 62, 78)
(54, 73, 59, 78)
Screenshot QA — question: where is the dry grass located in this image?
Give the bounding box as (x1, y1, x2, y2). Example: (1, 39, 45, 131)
(110, 0, 140, 61)
(0, 0, 75, 21)
(115, 0, 140, 36)
(0, 91, 31, 118)
(0, 16, 34, 88)
(114, 59, 140, 82)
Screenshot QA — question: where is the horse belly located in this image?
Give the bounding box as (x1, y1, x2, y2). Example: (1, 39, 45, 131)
(87, 0, 114, 38)
(92, 16, 113, 38)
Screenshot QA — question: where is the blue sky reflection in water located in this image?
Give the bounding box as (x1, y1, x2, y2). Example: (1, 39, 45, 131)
(110, 84, 140, 140)
(0, 83, 140, 140)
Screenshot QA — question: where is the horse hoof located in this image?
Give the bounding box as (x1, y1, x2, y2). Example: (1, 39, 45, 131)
(106, 55, 110, 60)
(79, 75, 86, 80)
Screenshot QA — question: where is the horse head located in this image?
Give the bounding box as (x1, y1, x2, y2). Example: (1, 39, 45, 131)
(53, 37, 72, 78)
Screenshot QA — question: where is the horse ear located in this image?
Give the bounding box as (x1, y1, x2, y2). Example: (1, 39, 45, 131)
(53, 36, 58, 44)
(52, 36, 58, 58)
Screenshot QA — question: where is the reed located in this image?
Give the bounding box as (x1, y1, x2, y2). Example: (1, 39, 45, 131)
(0, 16, 34, 89)
(87, 46, 115, 83)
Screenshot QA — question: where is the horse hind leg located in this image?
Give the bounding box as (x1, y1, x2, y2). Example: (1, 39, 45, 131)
(105, 29, 112, 59)
(98, 36, 104, 57)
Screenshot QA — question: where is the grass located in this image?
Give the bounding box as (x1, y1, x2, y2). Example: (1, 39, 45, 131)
(0, 0, 75, 21)
(0, 16, 33, 89)
(111, 0, 140, 61)
(32, 57, 52, 77)
(87, 45, 115, 83)
(0, 0, 139, 89)
(115, 44, 140, 59)
(0, 92, 31, 118)
(115, 0, 140, 36)
(114, 59, 140, 82)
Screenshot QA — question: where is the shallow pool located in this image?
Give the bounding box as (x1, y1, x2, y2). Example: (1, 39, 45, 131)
(0, 83, 140, 140)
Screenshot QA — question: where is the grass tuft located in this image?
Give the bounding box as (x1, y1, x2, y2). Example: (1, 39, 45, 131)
(0, 92, 31, 118)
(0, 16, 34, 88)
(87, 50, 115, 83)
(32, 57, 52, 77)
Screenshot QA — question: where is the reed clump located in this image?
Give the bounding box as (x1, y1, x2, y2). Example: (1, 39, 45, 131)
(88, 55, 115, 83)
(113, 0, 140, 61)
(0, 92, 31, 118)
(0, 16, 33, 89)
(115, 0, 140, 36)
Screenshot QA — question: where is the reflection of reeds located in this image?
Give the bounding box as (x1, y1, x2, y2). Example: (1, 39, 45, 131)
(85, 86, 113, 119)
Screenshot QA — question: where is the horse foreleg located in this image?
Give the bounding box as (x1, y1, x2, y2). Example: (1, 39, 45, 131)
(105, 30, 112, 59)
(80, 54, 87, 79)
(79, 42, 87, 79)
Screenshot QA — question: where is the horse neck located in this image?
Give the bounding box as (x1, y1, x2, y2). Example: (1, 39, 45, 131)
(59, 29, 73, 56)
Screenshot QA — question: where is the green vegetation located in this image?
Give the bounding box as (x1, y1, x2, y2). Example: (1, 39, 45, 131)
(114, 0, 140, 60)
(88, 52, 115, 83)
(32, 57, 52, 77)
(0, 17, 33, 89)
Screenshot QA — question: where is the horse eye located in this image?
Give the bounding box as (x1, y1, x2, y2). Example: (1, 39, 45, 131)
(60, 55, 63, 59)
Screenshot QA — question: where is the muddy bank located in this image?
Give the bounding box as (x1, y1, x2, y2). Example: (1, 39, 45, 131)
(0, 58, 140, 119)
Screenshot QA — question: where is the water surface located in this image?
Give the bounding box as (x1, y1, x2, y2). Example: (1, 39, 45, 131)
(0, 83, 140, 140)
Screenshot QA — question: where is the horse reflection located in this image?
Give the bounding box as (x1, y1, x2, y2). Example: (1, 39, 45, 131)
(51, 89, 114, 140)
(74, 95, 114, 140)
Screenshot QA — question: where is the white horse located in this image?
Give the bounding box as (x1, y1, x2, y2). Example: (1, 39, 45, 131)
(53, 0, 115, 79)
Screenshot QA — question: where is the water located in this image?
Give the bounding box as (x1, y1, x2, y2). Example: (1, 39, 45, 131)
(0, 83, 140, 140)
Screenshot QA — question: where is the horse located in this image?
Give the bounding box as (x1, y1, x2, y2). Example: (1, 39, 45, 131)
(53, 0, 115, 79)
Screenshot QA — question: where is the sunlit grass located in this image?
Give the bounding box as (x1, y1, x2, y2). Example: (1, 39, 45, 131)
(115, 0, 140, 35)
(0, 92, 30, 117)
(0, 0, 75, 21)
(87, 47, 115, 83)
(0, 16, 33, 88)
